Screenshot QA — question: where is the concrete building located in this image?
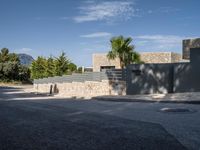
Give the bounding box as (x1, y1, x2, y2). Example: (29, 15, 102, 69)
(34, 38, 200, 97)
(93, 52, 182, 72)
(92, 53, 121, 72)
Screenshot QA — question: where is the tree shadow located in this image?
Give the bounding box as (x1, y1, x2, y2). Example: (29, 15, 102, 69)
(0, 86, 52, 101)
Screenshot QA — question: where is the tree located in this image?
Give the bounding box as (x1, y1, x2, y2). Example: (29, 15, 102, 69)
(18, 65, 31, 81)
(31, 56, 47, 79)
(9, 53, 20, 63)
(0, 48, 30, 82)
(107, 36, 142, 68)
(0, 48, 9, 63)
(2, 62, 19, 81)
(68, 63, 77, 73)
(30, 52, 77, 79)
(77, 67, 83, 73)
(0, 63, 3, 79)
(54, 52, 70, 76)
(46, 57, 55, 77)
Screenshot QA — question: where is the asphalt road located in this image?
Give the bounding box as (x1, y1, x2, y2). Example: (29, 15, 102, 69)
(0, 86, 199, 150)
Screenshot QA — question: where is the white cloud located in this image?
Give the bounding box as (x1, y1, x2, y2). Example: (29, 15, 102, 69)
(74, 1, 136, 23)
(145, 7, 180, 16)
(80, 32, 112, 38)
(159, 7, 180, 13)
(136, 35, 183, 44)
(15, 48, 32, 54)
(135, 35, 196, 51)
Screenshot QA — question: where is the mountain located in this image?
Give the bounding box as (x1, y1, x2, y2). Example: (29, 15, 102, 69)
(17, 54, 34, 66)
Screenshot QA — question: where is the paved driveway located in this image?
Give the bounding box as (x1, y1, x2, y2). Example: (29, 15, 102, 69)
(0, 86, 199, 150)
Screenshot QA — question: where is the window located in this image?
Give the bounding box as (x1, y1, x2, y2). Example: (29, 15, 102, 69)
(132, 70, 142, 76)
(100, 66, 115, 71)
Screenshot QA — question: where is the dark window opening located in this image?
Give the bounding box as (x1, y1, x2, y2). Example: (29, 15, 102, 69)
(100, 66, 115, 72)
(132, 70, 142, 76)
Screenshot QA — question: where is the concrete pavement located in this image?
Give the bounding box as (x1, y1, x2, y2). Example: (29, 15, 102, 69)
(94, 92, 200, 104)
(0, 86, 200, 149)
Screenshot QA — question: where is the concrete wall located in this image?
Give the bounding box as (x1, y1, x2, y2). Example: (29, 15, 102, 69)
(173, 63, 192, 92)
(126, 64, 173, 95)
(126, 48, 200, 94)
(126, 60, 200, 95)
(174, 48, 200, 92)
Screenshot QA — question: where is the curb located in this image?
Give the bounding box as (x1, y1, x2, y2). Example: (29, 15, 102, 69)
(93, 97, 200, 104)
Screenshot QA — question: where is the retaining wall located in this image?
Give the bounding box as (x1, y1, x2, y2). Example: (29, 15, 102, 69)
(33, 70, 126, 98)
(34, 80, 126, 98)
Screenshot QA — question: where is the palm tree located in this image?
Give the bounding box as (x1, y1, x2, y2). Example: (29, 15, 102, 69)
(107, 36, 142, 68)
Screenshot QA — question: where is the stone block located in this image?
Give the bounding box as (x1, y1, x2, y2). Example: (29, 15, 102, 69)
(183, 38, 200, 59)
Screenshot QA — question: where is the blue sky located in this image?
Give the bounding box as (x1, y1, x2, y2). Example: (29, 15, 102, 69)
(0, 0, 199, 67)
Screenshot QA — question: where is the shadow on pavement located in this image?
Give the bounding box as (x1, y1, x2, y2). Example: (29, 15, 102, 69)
(0, 100, 187, 150)
(0, 86, 52, 100)
(0, 86, 188, 150)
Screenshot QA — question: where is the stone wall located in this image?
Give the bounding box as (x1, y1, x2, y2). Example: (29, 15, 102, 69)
(33, 80, 126, 99)
(93, 54, 121, 72)
(140, 52, 171, 63)
(183, 38, 200, 59)
(93, 52, 182, 72)
(171, 52, 182, 63)
(140, 52, 181, 64)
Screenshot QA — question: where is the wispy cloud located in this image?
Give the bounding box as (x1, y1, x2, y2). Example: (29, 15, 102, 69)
(159, 7, 180, 13)
(146, 6, 180, 15)
(80, 32, 112, 38)
(74, 1, 136, 23)
(135, 35, 196, 51)
(136, 35, 184, 44)
(14, 48, 32, 54)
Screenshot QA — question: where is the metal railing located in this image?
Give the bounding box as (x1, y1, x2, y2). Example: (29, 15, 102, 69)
(34, 69, 125, 84)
